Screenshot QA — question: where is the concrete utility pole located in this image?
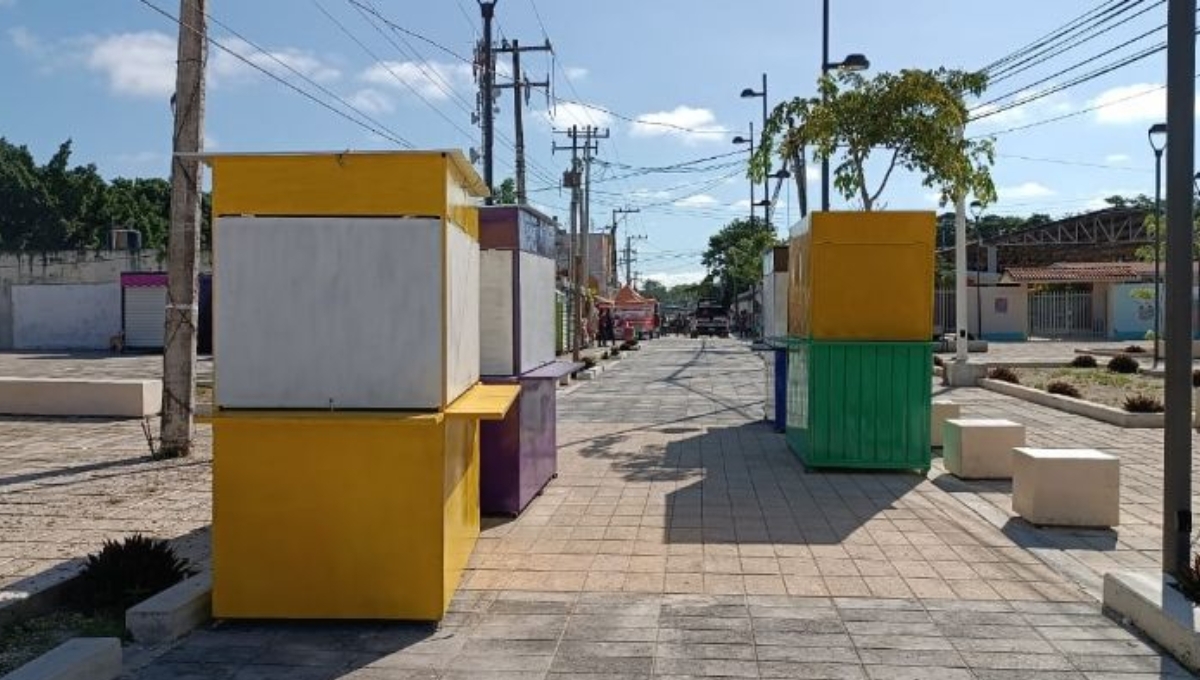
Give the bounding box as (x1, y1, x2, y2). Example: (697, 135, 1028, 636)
(624, 233, 646, 286)
(494, 39, 550, 204)
(610, 207, 639, 290)
(1162, 0, 1195, 577)
(580, 126, 608, 299)
(553, 127, 583, 360)
(160, 0, 206, 458)
(478, 1, 497, 203)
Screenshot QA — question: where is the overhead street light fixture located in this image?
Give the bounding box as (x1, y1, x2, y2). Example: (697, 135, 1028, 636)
(821, 0, 870, 211)
(732, 122, 757, 223)
(1148, 121, 1168, 368)
(969, 200, 985, 341)
(827, 53, 871, 72)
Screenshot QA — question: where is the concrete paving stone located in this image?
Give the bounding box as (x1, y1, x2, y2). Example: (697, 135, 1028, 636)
(1068, 654, 1193, 674)
(960, 651, 1078, 671)
(548, 654, 654, 675)
(842, 620, 940, 636)
(864, 665, 974, 680)
(444, 653, 554, 673)
(972, 672, 1085, 680)
(654, 642, 757, 661)
(951, 636, 1058, 654)
(851, 633, 956, 651)
(756, 660, 868, 679)
(838, 608, 932, 623)
(755, 645, 860, 663)
(854, 648, 966, 667)
(654, 657, 760, 677)
(556, 641, 655, 658)
(657, 627, 754, 645)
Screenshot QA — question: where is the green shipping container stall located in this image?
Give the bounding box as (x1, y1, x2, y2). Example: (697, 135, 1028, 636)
(787, 339, 932, 472)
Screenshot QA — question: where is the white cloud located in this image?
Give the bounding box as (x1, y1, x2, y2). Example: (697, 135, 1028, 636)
(360, 59, 470, 101)
(1105, 153, 1132, 164)
(644, 270, 705, 286)
(564, 66, 588, 81)
(630, 106, 727, 144)
(9, 26, 43, 56)
(212, 37, 340, 84)
(539, 101, 613, 129)
(630, 188, 671, 201)
(673, 194, 719, 207)
(731, 199, 751, 211)
(998, 182, 1055, 199)
(348, 88, 394, 115)
(86, 31, 177, 98)
(1090, 83, 1164, 124)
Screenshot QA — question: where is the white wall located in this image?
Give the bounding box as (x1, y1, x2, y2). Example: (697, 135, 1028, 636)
(480, 250, 515, 376)
(761, 272, 788, 339)
(519, 252, 556, 373)
(13, 283, 121, 349)
(215, 216, 444, 410)
(445, 222, 481, 403)
(967, 286, 1028, 341)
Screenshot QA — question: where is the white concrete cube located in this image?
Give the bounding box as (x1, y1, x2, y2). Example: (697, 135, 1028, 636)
(942, 418, 1025, 479)
(930, 400, 962, 448)
(1012, 448, 1119, 527)
(0, 378, 161, 417)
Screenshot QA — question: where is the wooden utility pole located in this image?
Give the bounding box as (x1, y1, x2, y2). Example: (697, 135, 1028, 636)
(579, 126, 608, 300)
(553, 127, 584, 360)
(160, 0, 206, 458)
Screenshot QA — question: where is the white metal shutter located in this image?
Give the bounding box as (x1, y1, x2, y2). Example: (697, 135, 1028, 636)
(124, 286, 167, 348)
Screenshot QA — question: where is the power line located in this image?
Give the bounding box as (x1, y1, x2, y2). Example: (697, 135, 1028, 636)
(316, 0, 478, 143)
(971, 37, 1172, 122)
(980, 0, 1132, 73)
(994, 152, 1152, 173)
(347, 0, 474, 64)
(138, 0, 415, 148)
(969, 79, 1175, 137)
(988, 0, 1159, 83)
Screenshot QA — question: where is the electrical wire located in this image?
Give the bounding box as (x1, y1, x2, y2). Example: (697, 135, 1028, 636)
(138, 0, 415, 148)
(980, 0, 1132, 73)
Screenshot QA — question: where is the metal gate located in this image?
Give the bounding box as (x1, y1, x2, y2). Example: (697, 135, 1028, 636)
(1028, 291, 1103, 338)
(933, 289, 955, 335)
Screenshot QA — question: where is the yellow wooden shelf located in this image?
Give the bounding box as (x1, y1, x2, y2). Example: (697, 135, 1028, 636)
(445, 383, 521, 421)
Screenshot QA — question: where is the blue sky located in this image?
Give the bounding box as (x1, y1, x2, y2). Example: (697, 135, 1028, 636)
(0, 0, 1175, 285)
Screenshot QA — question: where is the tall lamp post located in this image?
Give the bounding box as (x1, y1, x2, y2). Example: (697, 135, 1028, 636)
(1149, 122, 1167, 368)
(733, 123, 757, 224)
(970, 200, 984, 341)
(821, 0, 870, 211)
(741, 74, 771, 224)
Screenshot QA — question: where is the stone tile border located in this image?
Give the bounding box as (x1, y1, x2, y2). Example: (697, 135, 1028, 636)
(4, 637, 120, 680)
(980, 378, 1164, 428)
(1104, 570, 1200, 674)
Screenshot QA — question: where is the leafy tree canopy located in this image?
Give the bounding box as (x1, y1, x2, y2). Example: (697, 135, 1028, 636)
(752, 68, 995, 211)
(0, 137, 210, 252)
(701, 216, 778, 306)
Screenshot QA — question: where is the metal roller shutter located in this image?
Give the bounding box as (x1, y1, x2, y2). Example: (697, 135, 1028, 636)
(124, 286, 167, 349)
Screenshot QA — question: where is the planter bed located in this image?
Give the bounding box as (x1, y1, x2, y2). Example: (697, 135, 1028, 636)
(980, 379, 1164, 428)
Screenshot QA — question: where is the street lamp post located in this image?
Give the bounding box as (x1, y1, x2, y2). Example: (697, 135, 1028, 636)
(970, 200, 984, 341)
(821, 0, 870, 212)
(733, 123, 757, 224)
(741, 73, 770, 223)
(1149, 122, 1167, 368)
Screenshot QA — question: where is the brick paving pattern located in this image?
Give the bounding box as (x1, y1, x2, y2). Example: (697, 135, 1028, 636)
(114, 338, 1194, 679)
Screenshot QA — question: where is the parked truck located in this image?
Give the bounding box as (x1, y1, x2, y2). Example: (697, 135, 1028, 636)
(690, 300, 730, 338)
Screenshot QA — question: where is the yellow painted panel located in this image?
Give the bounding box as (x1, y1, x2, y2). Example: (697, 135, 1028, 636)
(787, 226, 810, 337)
(445, 383, 521, 420)
(212, 414, 465, 620)
(790, 211, 935, 340)
(207, 151, 486, 225)
(441, 417, 479, 609)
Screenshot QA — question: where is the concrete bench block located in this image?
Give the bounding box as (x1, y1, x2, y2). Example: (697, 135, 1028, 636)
(943, 418, 1025, 479)
(4, 637, 121, 680)
(0, 378, 161, 417)
(126, 572, 211, 645)
(930, 400, 961, 448)
(1013, 447, 1119, 527)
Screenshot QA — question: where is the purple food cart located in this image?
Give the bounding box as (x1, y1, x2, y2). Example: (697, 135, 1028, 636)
(479, 206, 577, 515)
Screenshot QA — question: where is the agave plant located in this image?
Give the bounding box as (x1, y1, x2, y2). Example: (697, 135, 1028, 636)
(74, 535, 191, 614)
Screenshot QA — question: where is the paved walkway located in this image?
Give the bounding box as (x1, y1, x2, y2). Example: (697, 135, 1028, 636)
(931, 382, 1200, 601)
(113, 338, 1192, 680)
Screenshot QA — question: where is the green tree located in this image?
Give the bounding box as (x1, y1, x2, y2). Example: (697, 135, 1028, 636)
(753, 68, 995, 210)
(702, 216, 776, 306)
(495, 177, 517, 205)
(640, 278, 668, 301)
